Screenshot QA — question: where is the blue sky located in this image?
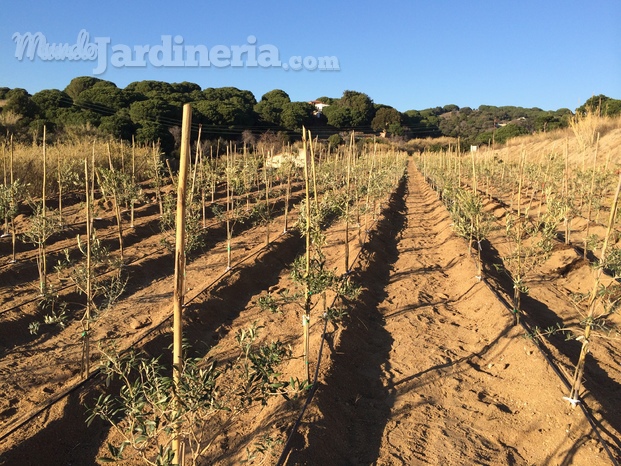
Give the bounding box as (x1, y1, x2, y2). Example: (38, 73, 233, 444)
(1, 0, 619, 112)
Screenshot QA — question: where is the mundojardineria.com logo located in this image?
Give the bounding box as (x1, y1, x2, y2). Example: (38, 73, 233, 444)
(12, 29, 340, 74)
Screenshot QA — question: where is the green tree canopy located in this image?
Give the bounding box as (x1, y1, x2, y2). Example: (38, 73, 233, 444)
(577, 94, 621, 117)
(99, 110, 135, 140)
(2, 88, 38, 119)
(125, 80, 175, 99)
(64, 76, 105, 100)
(280, 102, 315, 131)
(32, 89, 72, 121)
(322, 105, 352, 128)
(371, 107, 402, 132)
(255, 89, 291, 126)
(339, 90, 374, 127)
(75, 81, 127, 113)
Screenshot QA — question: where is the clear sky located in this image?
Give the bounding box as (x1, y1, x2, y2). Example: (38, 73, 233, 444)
(1, 0, 619, 112)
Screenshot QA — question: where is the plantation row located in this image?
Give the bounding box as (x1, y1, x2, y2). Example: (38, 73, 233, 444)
(416, 124, 621, 411)
(0, 126, 408, 464)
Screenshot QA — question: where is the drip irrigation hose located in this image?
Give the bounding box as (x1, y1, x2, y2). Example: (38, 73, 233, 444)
(480, 278, 619, 466)
(0, 223, 293, 445)
(422, 167, 620, 466)
(0, 191, 301, 318)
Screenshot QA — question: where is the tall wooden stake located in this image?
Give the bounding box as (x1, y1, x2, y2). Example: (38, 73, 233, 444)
(172, 103, 192, 465)
(130, 136, 136, 228)
(83, 157, 92, 378)
(302, 128, 311, 383)
(263, 150, 271, 246)
(2, 142, 7, 236)
(41, 126, 48, 295)
(10, 135, 16, 262)
(569, 169, 621, 404)
(57, 148, 64, 227)
(344, 132, 353, 272)
(583, 133, 599, 259)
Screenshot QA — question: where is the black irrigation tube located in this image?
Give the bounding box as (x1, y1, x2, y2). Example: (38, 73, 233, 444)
(0, 242, 169, 318)
(423, 169, 620, 466)
(0, 162, 394, 455)
(0, 188, 158, 272)
(0, 188, 288, 271)
(0, 187, 301, 318)
(0, 175, 303, 273)
(457, 178, 621, 258)
(0, 218, 296, 445)
(481, 278, 619, 466)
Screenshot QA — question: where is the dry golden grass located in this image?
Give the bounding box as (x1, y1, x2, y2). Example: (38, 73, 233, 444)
(1, 139, 156, 199)
(405, 136, 459, 153)
(486, 113, 621, 168)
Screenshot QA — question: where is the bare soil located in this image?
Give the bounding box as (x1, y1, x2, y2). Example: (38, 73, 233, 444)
(0, 160, 619, 465)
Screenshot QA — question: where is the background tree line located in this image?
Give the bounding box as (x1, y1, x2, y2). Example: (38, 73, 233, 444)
(0, 76, 618, 153)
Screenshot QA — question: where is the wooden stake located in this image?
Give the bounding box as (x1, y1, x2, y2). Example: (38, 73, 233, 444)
(513, 150, 526, 325)
(130, 136, 136, 228)
(345, 131, 353, 272)
(569, 169, 621, 403)
(41, 126, 48, 295)
(226, 147, 232, 270)
(283, 156, 291, 233)
(190, 124, 202, 199)
(583, 133, 599, 259)
(302, 128, 312, 384)
(172, 103, 192, 465)
(263, 150, 271, 246)
(564, 139, 571, 244)
(10, 135, 16, 262)
(107, 143, 124, 261)
(2, 142, 7, 235)
(82, 157, 92, 378)
(57, 148, 63, 227)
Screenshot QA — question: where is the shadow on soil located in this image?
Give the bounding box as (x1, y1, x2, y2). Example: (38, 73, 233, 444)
(141, 231, 305, 360)
(286, 175, 407, 465)
(480, 239, 621, 459)
(0, 228, 305, 465)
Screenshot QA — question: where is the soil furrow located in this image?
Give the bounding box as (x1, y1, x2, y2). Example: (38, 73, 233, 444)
(287, 161, 611, 465)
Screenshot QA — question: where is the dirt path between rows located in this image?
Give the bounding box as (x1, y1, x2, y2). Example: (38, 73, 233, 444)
(286, 161, 610, 465)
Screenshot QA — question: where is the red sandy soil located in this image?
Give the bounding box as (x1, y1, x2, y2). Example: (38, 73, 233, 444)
(0, 160, 619, 465)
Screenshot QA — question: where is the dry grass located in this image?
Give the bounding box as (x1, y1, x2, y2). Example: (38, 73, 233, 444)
(405, 136, 459, 153)
(1, 139, 156, 199)
(489, 113, 621, 168)
(568, 109, 621, 151)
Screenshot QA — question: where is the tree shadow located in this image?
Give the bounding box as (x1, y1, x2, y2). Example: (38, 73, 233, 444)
(0, 229, 305, 465)
(286, 175, 407, 465)
(0, 381, 108, 466)
(480, 239, 621, 458)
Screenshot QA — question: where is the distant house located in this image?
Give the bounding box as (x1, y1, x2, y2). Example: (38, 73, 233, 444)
(308, 100, 329, 117)
(265, 148, 308, 169)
